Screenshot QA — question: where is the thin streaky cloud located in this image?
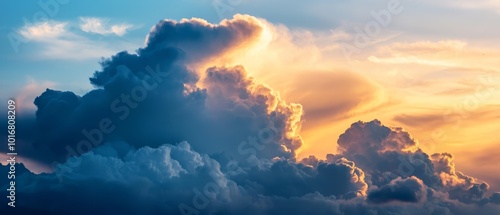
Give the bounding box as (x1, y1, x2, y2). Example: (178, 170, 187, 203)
(431, 0, 500, 13)
(79, 17, 134, 36)
(17, 21, 136, 60)
(19, 21, 68, 40)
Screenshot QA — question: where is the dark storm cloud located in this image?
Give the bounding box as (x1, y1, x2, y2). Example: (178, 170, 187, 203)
(3, 142, 234, 215)
(231, 157, 367, 198)
(0, 163, 30, 189)
(1, 14, 499, 215)
(368, 176, 427, 204)
(2, 120, 500, 214)
(0, 141, 364, 215)
(489, 193, 500, 204)
(10, 14, 300, 166)
(3, 145, 498, 215)
(141, 15, 263, 62)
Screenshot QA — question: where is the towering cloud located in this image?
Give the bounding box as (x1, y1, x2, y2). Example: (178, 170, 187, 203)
(8, 14, 300, 166)
(1, 15, 499, 215)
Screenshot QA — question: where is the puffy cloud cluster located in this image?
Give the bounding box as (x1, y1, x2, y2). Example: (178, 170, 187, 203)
(431, 152, 490, 204)
(331, 120, 500, 209)
(9, 14, 300, 166)
(6, 142, 233, 214)
(231, 156, 368, 199)
(368, 176, 427, 204)
(2, 141, 370, 214)
(1, 15, 499, 215)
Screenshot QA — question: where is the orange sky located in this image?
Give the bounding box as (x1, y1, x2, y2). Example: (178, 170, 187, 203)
(204, 18, 500, 191)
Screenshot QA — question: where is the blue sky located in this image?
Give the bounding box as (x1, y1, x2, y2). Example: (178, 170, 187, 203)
(2, 0, 499, 69)
(3, 0, 500, 101)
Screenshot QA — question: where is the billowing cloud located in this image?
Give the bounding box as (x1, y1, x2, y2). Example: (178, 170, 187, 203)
(10, 77, 57, 111)
(368, 176, 427, 204)
(5, 14, 298, 167)
(332, 120, 498, 207)
(1, 15, 499, 215)
(232, 156, 368, 199)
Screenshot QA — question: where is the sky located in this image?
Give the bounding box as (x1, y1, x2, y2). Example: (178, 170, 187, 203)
(1, 0, 500, 214)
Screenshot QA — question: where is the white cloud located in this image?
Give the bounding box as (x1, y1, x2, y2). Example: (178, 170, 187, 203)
(79, 17, 133, 36)
(19, 21, 67, 40)
(18, 21, 136, 60)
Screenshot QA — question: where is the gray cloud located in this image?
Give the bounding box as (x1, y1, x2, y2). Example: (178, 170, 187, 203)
(1, 15, 499, 215)
(368, 176, 427, 204)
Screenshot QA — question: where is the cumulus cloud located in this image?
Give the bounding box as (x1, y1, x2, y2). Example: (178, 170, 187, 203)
(231, 156, 368, 199)
(331, 120, 499, 208)
(6, 14, 299, 167)
(3, 138, 499, 214)
(1, 15, 499, 215)
(10, 77, 57, 111)
(0, 141, 365, 214)
(368, 176, 427, 204)
(2, 142, 233, 214)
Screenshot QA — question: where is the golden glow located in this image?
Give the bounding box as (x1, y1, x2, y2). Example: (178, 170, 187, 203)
(192, 17, 500, 190)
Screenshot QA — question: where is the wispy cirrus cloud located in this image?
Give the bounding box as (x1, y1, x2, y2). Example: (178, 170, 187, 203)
(367, 40, 467, 67)
(428, 0, 500, 13)
(79, 17, 134, 36)
(19, 21, 68, 40)
(367, 40, 500, 71)
(378, 40, 467, 55)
